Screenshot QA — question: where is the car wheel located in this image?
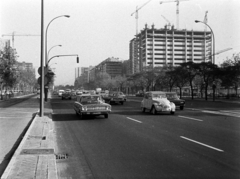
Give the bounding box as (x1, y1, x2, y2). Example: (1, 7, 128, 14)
(151, 106, 157, 115)
(69, 98, 72, 100)
(120, 102, 124, 105)
(170, 111, 175, 115)
(62, 97, 63, 100)
(141, 107, 145, 113)
(104, 114, 108, 118)
(180, 106, 184, 110)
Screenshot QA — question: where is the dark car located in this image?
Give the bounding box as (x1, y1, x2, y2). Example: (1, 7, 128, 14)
(165, 92, 185, 110)
(62, 89, 72, 100)
(73, 94, 111, 119)
(103, 92, 125, 105)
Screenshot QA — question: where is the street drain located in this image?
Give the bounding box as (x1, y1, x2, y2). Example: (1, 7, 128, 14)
(55, 153, 69, 160)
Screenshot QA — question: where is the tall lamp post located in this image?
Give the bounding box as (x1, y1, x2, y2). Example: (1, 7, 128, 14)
(47, 45, 62, 64)
(195, 20, 215, 64)
(45, 15, 70, 66)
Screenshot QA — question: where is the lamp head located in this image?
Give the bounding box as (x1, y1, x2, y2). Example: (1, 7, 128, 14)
(64, 15, 70, 18)
(195, 20, 200, 23)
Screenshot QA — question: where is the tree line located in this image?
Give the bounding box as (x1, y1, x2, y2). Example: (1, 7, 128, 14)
(74, 53, 240, 100)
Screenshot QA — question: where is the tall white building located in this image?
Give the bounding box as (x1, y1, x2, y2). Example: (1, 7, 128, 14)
(130, 24, 212, 72)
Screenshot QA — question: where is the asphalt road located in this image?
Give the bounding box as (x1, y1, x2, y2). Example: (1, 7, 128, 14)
(51, 95, 240, 179)
(0, 95, 39, 177)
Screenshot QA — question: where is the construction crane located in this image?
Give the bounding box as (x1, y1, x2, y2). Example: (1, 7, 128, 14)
(161, 15, 171, 28)
(203, 11, 208, 32)
(131, 0, 153, 35)
(2, 32, 40, 48)
(159, 0, 189, 29)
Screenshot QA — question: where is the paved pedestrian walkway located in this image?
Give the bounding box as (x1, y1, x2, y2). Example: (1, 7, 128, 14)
(1, 96, 56, 179)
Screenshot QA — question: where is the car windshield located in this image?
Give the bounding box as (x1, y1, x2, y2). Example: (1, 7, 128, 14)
(166, 94, 178, 99)
(81, 96, 100, 104)
(152, 94, 166, 98)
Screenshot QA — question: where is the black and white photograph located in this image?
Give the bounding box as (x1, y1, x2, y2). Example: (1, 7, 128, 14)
(0, 0, 240, 178)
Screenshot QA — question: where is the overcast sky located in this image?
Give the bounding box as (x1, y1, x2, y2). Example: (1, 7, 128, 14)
(1, 0, 240, 86)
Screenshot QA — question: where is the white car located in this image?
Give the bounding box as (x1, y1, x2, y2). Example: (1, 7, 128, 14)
(141, 91, 175, 115)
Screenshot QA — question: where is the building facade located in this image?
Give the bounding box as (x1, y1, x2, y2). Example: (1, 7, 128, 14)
(95, 57, 123, 79)
(131, 24, 212, 72)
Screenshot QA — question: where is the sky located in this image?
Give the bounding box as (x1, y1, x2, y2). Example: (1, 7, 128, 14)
(1, 0, 240, 86)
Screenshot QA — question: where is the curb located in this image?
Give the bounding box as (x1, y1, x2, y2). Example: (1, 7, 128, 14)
(1, 111, 57, 179)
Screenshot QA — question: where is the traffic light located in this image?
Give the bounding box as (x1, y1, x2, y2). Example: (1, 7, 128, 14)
(77, 56, 79, 63)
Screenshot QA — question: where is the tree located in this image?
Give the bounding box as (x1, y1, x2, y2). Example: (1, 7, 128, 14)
(195, 62, 219, 100)
(0, 46, 18, 94)
(180, 62, 198, 100)
(113, 75, 127, 92)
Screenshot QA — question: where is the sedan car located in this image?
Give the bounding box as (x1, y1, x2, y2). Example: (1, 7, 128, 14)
(62, 89, 72, 100)
(103, 92, 125, 105)
(73, 94, 111, 119)
(165, 92, 185, 110)
(141, 91, 175, 115)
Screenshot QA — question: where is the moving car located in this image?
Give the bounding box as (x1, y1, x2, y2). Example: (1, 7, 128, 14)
(165, 92, 185, 110)
(141, 91, 175, 115)
(58, 90, 64, 97)
(73, 94, 111, 119)
(103, 91, 125, 105)
(62, 89, 72, 100)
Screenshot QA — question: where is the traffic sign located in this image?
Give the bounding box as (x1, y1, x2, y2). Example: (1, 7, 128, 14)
(37, 76, 48, 85)
(38, 66, 48, 76)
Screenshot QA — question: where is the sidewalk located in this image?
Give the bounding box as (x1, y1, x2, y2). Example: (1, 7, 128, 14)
(1, 97, 56, 179)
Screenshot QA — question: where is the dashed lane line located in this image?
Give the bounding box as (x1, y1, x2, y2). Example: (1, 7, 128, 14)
(178, 115, 203, 122)
(180, 136, 224, 152)
(126, 117, 142, 123)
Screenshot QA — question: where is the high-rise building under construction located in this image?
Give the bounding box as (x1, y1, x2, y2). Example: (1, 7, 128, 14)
(129, 24, 212, 74)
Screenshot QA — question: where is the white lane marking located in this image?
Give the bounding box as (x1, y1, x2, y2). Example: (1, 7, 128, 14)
(126, 117, 142, 123)
(180, 136, 224, 152)
(202, 110, 240, 118)
(178, 115, 203, 122)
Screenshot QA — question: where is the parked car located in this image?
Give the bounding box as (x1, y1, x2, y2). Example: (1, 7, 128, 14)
(165, 92, 185, 110)
(103, 91, 125, 105)
(141, 91, 175, 115)
(73, 94, 111, 119)
(62, 89, 72, 100)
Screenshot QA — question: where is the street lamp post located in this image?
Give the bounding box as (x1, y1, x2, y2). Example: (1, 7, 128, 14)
(47, 45, 62, 65)
(45, 15, 70, 66)
(195, 20, 215, 64)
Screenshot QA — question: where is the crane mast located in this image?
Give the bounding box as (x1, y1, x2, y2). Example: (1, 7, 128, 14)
(131, 0, 153, 35)
(2, 32, 40, 48)
(160, 0, 189, 29)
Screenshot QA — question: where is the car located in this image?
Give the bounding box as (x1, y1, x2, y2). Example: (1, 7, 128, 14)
(73, 94, 111, 119)
(103, 91, 125, 105)
(58, 90, 64, 97)
(62, 89, 72, 100)
(165, 92, 185, 110)
(135, 91, 144, 97)
(141, 91, 175, 115)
